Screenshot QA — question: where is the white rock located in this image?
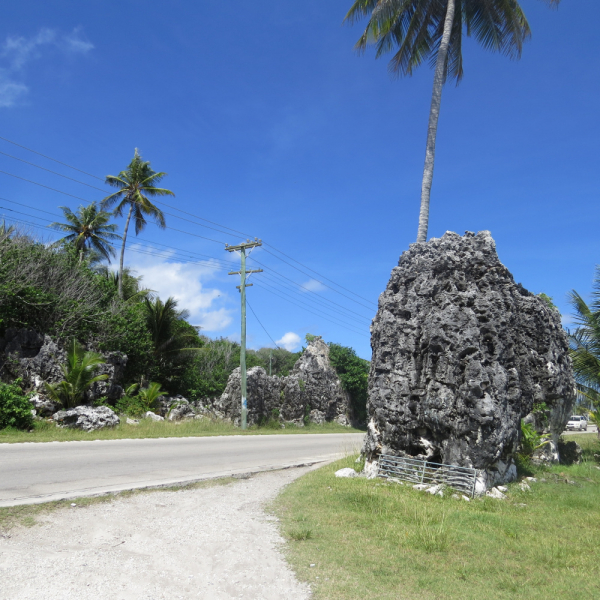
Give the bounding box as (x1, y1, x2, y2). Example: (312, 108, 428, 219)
(496, 485, 508, 493)
(126, 418, 139, 425)
(518, 482, 531, 492)
(335, 468, 358, 478)
(461, 495, 471, 502)
(451, 494, 460, 500)
(363, 459, 379, 480)
(387, 477, 404, 485)
(525, 477, 537, 482)
(486, 487, 507, 500)
(412, 484, 430, 491)
(145, 411, 164, 422)
(425, 484, 443, 495)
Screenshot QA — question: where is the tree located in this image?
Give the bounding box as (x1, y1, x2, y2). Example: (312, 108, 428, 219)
(101, 149, 174, 298)
(344, 0, 560, 243)
(328, 342, 370, 425)
(0, 220, 15, 243)
(50, 203, 119, 263)
(44, 339, 108, 408)
(143, 296, 202, 370)
(568, 267, 600, 433)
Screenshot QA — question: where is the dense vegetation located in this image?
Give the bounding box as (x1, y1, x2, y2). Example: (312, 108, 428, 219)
(0, 226, 368, 426)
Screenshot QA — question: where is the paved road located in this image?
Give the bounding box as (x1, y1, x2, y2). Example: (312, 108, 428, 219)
(563, 424, 597, 435)
(0, 433, 364, 507)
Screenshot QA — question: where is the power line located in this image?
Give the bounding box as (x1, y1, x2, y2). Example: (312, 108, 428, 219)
(0, 212, 371, 336)
(0, 198, 371, 327)
(248, 254, 373, 318)
(253, 280, 368, 337)
(0, 150, 107, 192)
(0, 136, 104, 181)
(0, 136, 376, 312)
(262, 244, 377, 308)
(247, 299, 281, 349)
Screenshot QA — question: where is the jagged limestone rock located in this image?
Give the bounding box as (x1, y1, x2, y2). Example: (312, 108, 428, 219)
(214, 337, 350, 427)
(365, 231, 575, 483)
(53, 406, 120, 431)
(0, 327, 127, 408)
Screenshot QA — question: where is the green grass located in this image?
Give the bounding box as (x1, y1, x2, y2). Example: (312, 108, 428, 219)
(272, 434, 600, 600)
(0, 417, 362, 443)
(0, 476, 237, 533)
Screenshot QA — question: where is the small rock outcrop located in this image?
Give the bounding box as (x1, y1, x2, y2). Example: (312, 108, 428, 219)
(53, 406, 120, 431)
(213, 337, 350, 426)
(0, 327, 127, 408)
(364, 231, 575, 486)
(157, 396, 195, 420)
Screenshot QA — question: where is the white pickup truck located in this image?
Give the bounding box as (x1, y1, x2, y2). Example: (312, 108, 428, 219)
(566, 415, 588, 431)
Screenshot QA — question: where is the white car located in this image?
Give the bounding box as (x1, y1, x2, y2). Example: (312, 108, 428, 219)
(566, 415, 587, 431)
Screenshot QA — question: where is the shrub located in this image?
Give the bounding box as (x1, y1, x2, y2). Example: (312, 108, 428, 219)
(328, 342, 370, 425)
(0, 381, 34, 430)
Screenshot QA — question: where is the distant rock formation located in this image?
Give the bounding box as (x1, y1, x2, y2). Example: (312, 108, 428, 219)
(210, 336, 350, 427)
(364, 231, 575, 486)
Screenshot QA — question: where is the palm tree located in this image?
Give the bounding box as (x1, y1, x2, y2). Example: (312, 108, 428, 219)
(96, 265, 153, 302)
(101, 149, 174, 298)
(44, 339, 108, 408)
(143, 296, 200, 366)
(50, 203, 119, 263)
(0, 220, 15, 243)
(568, 268, 600, 415)
(344, 0, 561, 243)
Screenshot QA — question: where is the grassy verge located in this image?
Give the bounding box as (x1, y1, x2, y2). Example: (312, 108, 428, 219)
(0, 418, 362, 443)
(0, 476, 237, 533)
(272, 434, 600, 600)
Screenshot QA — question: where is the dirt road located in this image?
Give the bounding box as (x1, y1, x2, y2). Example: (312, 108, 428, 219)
(0, 467, 315, 600)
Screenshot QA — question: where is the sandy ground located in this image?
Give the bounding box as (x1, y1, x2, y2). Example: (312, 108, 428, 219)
(0, 468, 313, 600)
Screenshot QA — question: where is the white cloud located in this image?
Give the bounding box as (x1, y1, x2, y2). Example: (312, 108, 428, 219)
(0, 27, 93, 108)
(0, 76, 28, 108)
(301, 279, 327, 293)
(127, 245, 233, 332)
(276, 332, 302, 352)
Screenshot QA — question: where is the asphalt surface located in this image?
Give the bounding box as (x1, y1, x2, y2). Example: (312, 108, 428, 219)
(0, 433, 364, 507)
(563, 424, 597, 435)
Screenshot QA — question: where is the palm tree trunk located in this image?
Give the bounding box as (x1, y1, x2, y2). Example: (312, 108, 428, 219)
(118, 204, 134, 299)
(416, 0, 456, 244)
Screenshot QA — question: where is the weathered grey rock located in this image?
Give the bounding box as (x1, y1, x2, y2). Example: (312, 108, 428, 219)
(518, 482, 531, 492)
(126, 418, 139, 425)
(158, 396, 195, 421)
(486, 487, 507, 499)
(28, 394, 60, 417)
(364, 231, 575, 484)
(53, 406, 120, 431)
(335, 468, 358, 478)
(0, 328, 127, 405)
(213, 337, 350, 427)
(86, 352, 128, 402)
(145, 411, 164, 422)
(531, 439, 581, 465)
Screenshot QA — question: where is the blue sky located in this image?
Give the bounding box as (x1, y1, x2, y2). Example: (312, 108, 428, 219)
(0, 1, 598, 359)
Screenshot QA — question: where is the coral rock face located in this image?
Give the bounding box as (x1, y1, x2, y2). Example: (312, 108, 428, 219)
(365, 231, 575, 472)
(214, 337, 350, 427)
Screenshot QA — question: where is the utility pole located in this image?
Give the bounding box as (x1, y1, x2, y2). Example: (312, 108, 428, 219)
(226, 238, 263, 429)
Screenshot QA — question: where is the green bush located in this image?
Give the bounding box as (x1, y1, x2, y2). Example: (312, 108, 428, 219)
(115, 395, 149, 418)
(328, 342, 370, 425)
(0, 381, 34, 430)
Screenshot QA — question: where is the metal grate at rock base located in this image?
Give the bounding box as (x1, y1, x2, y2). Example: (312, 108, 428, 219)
(377, 454, 477, 497)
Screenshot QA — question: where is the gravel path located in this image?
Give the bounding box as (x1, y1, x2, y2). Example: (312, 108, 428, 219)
(0, 468, 313, 599)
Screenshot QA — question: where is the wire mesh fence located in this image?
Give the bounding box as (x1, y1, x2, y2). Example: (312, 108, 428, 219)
(377, 454, 478, 497)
